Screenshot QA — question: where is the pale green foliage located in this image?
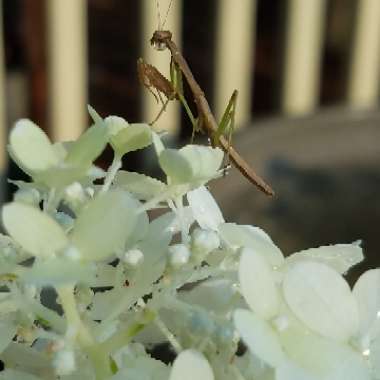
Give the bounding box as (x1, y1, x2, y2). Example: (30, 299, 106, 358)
(0, 109, 379, 380)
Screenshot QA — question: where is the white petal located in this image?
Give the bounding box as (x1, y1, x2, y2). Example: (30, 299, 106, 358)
(352, 269, 380, 338)
(169, 349, 214, 380)
(279, 320, 370, 379)
(283, 261, 359, 342)
(220, 223, 284, 267)
(71, 190, 138, 261)
(0, 369, 41, 380)
(276, 360, 318, 380)
(234, 309, 285, 368)
(9, 119, 59, 174)
(2, 203, 68, 258)
(187, 186, 224, 231)
(239, 247, 280, 319)
(287, 244, 364, 274)
(370, 336, 380, 379)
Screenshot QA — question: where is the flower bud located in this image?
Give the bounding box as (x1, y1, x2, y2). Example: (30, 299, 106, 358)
(169, 244, 191, 267)
(123, 249, 144, 267)
(53, 349, 76, 376)
(191, 228, 220, 254)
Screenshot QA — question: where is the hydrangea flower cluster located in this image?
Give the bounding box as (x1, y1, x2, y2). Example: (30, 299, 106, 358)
(0, 108, 378, 380)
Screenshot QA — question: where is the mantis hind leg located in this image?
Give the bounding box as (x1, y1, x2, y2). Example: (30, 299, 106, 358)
(213, 90, 238, 169)
(170, 59, 200, 141)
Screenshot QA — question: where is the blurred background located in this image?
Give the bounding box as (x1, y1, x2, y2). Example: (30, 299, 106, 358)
(0, 0, 379, 278)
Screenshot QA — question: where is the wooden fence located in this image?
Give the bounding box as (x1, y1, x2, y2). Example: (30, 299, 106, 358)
(0, 0, 380, 177)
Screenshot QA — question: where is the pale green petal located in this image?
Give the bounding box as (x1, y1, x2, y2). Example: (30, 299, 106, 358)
(239, 247, 280, 320)
(2, 203, 68, 258)
(370, 337, 380, 379)
(159, 149, 193, 183)
(21, 258, 96, 286)
(105, 115, 129, 136)
(352, 269, 380, 338)
(233, 309, 285, 368)
(179, 145, 223, 179)
(8, 119, 59, 174)
(87, 105, 104, 125)
(179, 278, 241, 314)
(0, 369, 41, 380)
(114, 171, 166, 200)
(187, 186, 224, 231)
(91, 263, 117, 287)
(110, 123, 152, 156)
(276, 360, 318, 380)
(287, 243, 364, 275)
(1, 342, 50, 372)
(169, 349, 214, 380)
(220, 223, 284, 267)
(34, 165, 88, 188)
(279, 321, 369, 378)
(65, 124, 108, 166)
(159, 145, 223, 184)
(71, 190, 139, 261)
(152, 131, 165, 156)
(283, 261, 359, 342)
(0, 319, 17, 354)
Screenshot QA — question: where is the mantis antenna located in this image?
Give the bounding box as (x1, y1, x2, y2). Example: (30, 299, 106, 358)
(156, 0, 174, 30)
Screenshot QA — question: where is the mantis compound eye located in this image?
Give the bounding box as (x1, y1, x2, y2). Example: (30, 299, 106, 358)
(152, 41, 167, 51)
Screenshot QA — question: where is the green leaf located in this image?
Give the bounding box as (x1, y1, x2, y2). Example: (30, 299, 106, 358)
(65, 124, 108, 167)
(114, 171, 166, 200)
(71, 190, 138, 261)
(8, 119, 59, 175)
(110, 123, 152, 156)
(2, 203, 68, 258)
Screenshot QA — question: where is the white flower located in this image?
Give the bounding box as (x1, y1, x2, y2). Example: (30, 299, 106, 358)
(234, 244, 373, 379)
(169, 244, 191, 267)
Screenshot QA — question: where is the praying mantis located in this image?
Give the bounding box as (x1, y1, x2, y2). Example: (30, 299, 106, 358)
(137, 21, 274, 196)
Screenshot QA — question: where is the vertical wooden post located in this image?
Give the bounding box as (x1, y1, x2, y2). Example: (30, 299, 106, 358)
(347, 0, 380, 108)
(214, 0, 256, 128)
(0, 0, 6, 174)
(46, 0, 87, 141)
(141, 0, 182, 134)
(282, 0, 327, 116)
